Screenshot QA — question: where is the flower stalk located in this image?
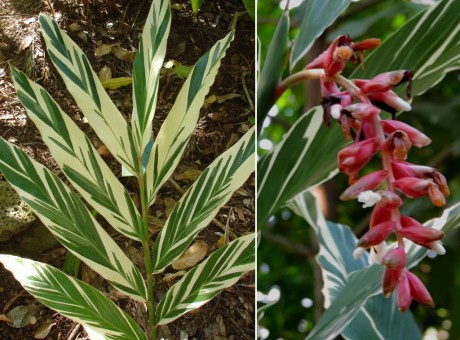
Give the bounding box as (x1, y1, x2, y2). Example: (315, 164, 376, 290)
(277, 34, 449, 312)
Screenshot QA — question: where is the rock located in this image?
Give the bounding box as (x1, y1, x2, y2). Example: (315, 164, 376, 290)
(17, 222, 58, 256)
(0, 181, 36, 242)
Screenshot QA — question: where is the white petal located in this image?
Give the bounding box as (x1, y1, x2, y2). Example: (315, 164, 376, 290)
(330, 104, 342, 120)
(358, 190, 381, 208)
(429, 241, 446, 255)
(369, 242, 387, 264)
(393, 97, 412, 112)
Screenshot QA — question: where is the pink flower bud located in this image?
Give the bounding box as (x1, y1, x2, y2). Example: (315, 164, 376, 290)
(360, 71, 413, 98)
(406, 271, 434, 308)
(338, 138, 380, 176)
(356, 221, 396, 248)
(392, 160, 417, 179)
(382, 249, 406, 297)
(381, 120, 431, 148)
(340, 170, 387, 200)
(382, 247, 406, 270)
(345, 103, 380, 120)
(375, 190, 403, 209)
(392, 162, 450, 198)
(370, 204, 392, 227)
(399, 215, 424, 229)
(400, 215, 444, 246)
(383, 267, 402, 298)
(394, 177, 431, 198)
(406, 164, 435, 177)
(360, 120, 376, 139)
(352, 80, 411, 115)
(397, 272, 412, 312)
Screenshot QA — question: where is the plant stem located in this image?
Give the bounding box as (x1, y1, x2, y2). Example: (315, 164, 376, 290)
(275, 69, 325, 100)
(138, 163, 156, 340)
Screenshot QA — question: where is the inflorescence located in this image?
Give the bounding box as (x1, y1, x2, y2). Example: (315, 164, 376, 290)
(277, 35, 449, 312)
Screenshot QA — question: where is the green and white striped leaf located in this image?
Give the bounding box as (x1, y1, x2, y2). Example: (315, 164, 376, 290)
(0, 139, 147, 302)
(341, 294, 421, 340)
(145, 31, 235, 206)
(11, 67, 144, 242)
(258, 108, 344, 226)
(289, 192, 368, 307)
(258, 0, 460, 225)
(132, 0, 170, 153)
(407, 202, 460, 268)
(290, 0, 352, 71)
(156, 233, 255, 325)
(352, 0, 460, 97)
(0, 255, 147, 340)
(257, 9, 290, 130)
(152, 127, 255, 273)
(290, 192, 421, 339)
(306, 264, 383, 340)
(38, 14, 139, 175)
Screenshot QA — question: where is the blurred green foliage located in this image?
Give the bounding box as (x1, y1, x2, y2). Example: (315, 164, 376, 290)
(257, 0, 460, 338)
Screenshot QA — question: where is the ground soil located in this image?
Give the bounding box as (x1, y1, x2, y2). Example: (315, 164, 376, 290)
(0, 0, 255, 338)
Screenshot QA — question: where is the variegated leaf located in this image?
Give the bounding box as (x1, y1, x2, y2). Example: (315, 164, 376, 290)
(38, 14, 139, 175)
(132, 0, 171, 153)
(0, 255, 147, 340)
(257, 9, 289, 130)
(258, 108, 343, 226)
(153, 127, 255, 273)
(351, 0, 460, 97)
(145, 31, 235, 206)
(290, 192, 421, 340)
(156, 233, 255, 325)
(0, 139, 147, 302)
(11, 67, 144, 242)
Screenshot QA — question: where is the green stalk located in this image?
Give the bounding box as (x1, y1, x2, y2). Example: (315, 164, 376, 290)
(138, 160, 157, 340)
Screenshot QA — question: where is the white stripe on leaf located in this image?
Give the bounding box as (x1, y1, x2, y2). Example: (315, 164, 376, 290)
(11, 67, 144, 242)
(145, 31, 235, 206)
(152, 127, 255, 273)
(156, 233, 254, 325)
(132, 0, 171, 153)
(38, 14, 139, 175)
(0, 255, 147, 340)
(0, 139, 147, 302)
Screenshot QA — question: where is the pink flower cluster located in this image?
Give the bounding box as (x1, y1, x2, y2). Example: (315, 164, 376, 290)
(308, 35, 449, 312)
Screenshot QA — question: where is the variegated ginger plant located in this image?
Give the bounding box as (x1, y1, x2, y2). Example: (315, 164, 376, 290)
(0, 1, 255, 338)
